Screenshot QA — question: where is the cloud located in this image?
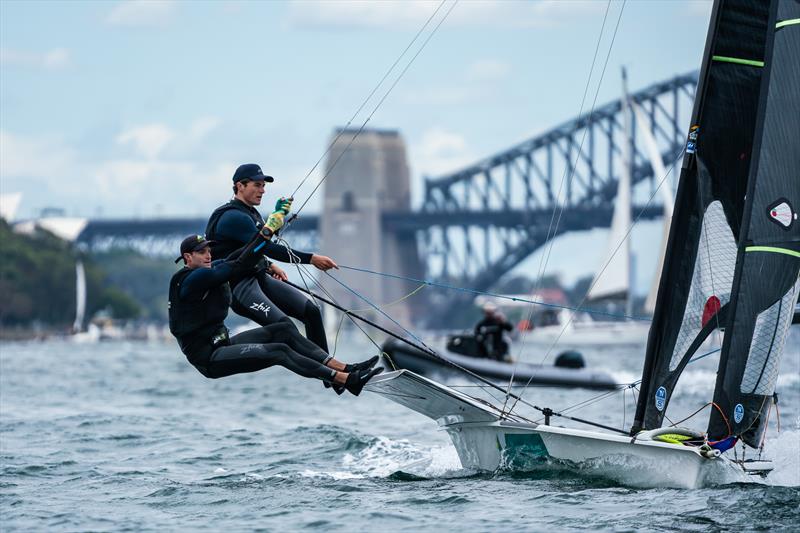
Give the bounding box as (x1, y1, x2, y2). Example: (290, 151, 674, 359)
(466, 59, 511, 82)
(106, 0, 177, 27)
(0, 125, 236, 218)
(117, 124, 176, 159)
(0, 47, 71, 70)
(187, 117, 221, 141)
(0, 130, 78, 178)
(413, 127, 474, 176)
(286, 0, 601, 31)
(685, 1, 713, 19)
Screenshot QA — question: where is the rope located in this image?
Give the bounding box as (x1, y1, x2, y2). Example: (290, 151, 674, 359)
(338, 265, 650, 321)
(289, 0, 450, 199)
(285, 0, 459, 230)
(506, 145, 684, 417)
(347, 283, 427, 313)
(505, 0, 619, 412)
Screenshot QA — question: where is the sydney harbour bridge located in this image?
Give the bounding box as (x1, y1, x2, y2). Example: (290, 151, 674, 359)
(75, 72, 698, 326)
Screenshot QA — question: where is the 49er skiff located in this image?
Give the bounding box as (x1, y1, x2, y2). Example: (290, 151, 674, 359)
(368, 0, 800, 489)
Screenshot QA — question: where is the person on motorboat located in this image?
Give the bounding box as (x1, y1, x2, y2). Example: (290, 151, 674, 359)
(474, 303, 514, 361)
(168, 230, 382, 396)
(204, 164, 338, 354)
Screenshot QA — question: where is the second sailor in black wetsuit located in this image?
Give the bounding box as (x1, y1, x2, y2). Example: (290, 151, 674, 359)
(168, 224, 381, 395)
(205, 163, 337, 353)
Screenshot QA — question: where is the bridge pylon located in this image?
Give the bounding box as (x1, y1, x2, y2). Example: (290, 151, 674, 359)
(319, 128, 424, 332)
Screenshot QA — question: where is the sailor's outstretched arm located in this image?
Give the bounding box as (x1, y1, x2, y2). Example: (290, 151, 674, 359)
(179, 232, 274, 299)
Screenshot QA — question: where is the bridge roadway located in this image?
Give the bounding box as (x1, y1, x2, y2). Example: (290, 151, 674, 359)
(76, 204, 662, 246)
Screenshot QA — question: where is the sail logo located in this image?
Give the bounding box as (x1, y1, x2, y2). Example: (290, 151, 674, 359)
(655, 386, 667, 411)
(734, 403, 744, 424)
(686, 125, 699, 154)
(767, 198, 796, 230)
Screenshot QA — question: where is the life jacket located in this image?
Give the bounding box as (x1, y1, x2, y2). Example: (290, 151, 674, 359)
(205, 199, 264, 260)
(168, 267, 231, 349)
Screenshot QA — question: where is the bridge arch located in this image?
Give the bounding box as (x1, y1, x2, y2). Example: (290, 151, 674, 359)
(417, 71, 699, 322)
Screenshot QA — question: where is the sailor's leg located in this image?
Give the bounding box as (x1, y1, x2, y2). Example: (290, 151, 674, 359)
(257, 272, 329, 352)
(230, 275, 288, 326)
(204, 342, 339, 381)
(230, 321, 333, 366)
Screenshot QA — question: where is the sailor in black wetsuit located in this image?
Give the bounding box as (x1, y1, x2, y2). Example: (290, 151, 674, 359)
(474, 303, 514, 361)
(168, 225, 381, 395)
(205, 163, 337, 353)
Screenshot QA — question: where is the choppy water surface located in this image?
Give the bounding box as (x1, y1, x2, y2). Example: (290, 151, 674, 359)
(2, 328, 799, 531)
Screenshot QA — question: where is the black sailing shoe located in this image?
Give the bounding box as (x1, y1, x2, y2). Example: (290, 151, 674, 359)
(345, 366, 384, 397)
(323, 381, 346, 395)
(344, 355, 380, 374)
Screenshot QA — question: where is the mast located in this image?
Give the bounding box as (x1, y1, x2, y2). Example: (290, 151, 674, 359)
(707, 0, 800, 447)
(631, 0, 725, 434)
(632, 0, 777, 434)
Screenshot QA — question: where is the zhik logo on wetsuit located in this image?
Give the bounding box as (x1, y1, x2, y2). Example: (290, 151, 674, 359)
(250, 302, 271, 317)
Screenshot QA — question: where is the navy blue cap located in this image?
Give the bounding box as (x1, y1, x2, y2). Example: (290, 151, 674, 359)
(175, 235, 214, 263)
(232, 163, 274, 183)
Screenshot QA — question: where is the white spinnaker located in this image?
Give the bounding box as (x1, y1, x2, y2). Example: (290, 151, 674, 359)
(73, 260, 86, 333)
(587, 89, 632, 302)
(632, 101, 675, 315)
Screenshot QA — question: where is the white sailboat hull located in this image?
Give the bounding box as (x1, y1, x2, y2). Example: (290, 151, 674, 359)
(367, 370, 768, 489)
(522, 319, 651, 348)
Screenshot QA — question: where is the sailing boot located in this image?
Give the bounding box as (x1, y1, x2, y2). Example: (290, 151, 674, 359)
(323, 380, 346, 395)
(345, 366, 384, 397)
(344, 355, 380, 374)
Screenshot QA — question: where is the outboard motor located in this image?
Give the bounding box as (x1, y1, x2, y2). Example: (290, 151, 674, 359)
(446, 333, 484, 358)
(554, 350, 585, 369)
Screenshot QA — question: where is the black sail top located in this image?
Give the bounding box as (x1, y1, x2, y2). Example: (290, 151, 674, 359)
(631, 0, 798, 437)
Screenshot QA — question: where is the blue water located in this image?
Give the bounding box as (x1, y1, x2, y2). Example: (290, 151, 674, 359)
(2, 328, 798, 532)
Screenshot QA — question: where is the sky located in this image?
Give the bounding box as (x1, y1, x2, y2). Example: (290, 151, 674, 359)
(0, 0, 714, 290)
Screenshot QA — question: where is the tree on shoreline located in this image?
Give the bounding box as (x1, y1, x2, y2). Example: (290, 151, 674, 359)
(0, 220, 140, 327)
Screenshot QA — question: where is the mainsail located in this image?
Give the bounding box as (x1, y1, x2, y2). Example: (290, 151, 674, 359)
(707, 0, 800, 447)
(635, 100, 675, 316)
(73, 259, 86, 334)
(586, 75, 632, 304)
(632, 0, 800, 443)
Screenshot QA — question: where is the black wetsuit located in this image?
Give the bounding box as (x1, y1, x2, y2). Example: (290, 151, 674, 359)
(168, 239, 336, 382)
(474, 317, 513, 360)
(205, 199, 329, 352)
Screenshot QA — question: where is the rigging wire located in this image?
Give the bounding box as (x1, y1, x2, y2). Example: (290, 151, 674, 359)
(278, 268, 550, 421)
(504, 0, 618, 411)
(289, 0, 449, 199)
(539, 347, 720, 423)
(506, 147, 684, 417)
(504, 0, 629, 415)
(284, 0, 459, 231)
(337, 264, 649, 321)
